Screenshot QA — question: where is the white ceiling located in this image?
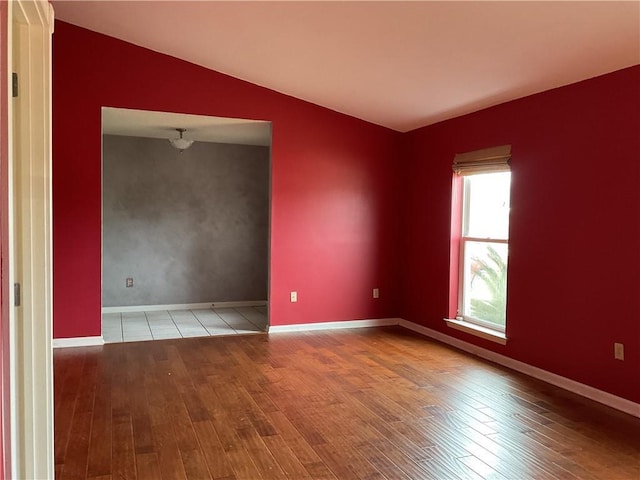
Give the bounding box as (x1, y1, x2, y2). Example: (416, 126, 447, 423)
(55, 1, 640, 133)
(102, 107, 272, 146)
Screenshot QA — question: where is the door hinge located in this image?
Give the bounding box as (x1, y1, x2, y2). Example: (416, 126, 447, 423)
(14, 283, 20, 307)
(12, 72, 18, 98)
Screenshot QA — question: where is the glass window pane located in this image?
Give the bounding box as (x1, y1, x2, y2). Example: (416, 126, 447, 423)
(464, 172, 511, 239)
(462, 241, 508, 328)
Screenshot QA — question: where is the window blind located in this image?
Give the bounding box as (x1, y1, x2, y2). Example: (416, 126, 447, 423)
(453, 145, 511, 175)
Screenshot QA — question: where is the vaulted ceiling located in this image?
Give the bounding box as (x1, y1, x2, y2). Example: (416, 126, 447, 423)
(53, 1, 640, 132)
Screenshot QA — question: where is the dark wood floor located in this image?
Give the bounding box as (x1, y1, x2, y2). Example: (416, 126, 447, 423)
(54, 326, 640, 480)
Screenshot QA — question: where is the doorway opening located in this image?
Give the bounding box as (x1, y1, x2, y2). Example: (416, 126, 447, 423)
(100, 107, 271, 343)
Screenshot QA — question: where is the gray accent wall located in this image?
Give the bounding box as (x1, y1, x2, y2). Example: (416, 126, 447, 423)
(102, 135, 269, 307)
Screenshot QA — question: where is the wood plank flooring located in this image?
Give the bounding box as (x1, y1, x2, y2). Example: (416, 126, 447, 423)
(54, 326, 640, 479)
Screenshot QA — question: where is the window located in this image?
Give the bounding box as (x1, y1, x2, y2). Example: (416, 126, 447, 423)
(447, 145, 511, 342)
(459, 172, 510, 330)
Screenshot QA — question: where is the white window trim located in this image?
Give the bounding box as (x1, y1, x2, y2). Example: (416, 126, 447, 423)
(444, 318, 507, 345)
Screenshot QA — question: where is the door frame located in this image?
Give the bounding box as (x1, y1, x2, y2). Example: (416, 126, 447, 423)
(5, 0, 54, 477)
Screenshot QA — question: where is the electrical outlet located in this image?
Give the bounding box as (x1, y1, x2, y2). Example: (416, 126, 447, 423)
(290, 291, 297, 303)
(126, 277, 134, 288)
(373, 288, 379, 299)
(614, 343, 624, 361)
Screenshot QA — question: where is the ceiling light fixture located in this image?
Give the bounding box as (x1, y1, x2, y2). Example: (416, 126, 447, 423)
(169, 128, 194, 152)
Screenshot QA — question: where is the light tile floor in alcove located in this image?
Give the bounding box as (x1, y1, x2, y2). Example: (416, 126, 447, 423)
(102, 306, 268, 343)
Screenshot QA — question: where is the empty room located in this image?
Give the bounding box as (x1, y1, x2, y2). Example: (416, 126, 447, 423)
(1, 1, 639, 479)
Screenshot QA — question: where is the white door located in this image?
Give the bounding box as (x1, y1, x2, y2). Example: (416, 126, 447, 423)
(7, 0, 54, 477)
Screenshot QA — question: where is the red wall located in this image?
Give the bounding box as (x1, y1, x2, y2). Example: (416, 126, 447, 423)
(52, 21, 402, 339)
(401, 65, 640, 403)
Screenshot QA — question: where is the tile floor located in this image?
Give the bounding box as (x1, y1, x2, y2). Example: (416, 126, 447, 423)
(102, 306, 268, 343)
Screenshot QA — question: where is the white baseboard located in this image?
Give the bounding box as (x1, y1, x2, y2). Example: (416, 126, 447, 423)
(268, 318, 399, 333)
(102, 300, 267, 314)
(53, 336, 104, 349)
(399, 319, 640, 418)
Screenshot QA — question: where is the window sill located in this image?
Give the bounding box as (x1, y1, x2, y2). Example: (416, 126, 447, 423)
(444, 318, 507, 345)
